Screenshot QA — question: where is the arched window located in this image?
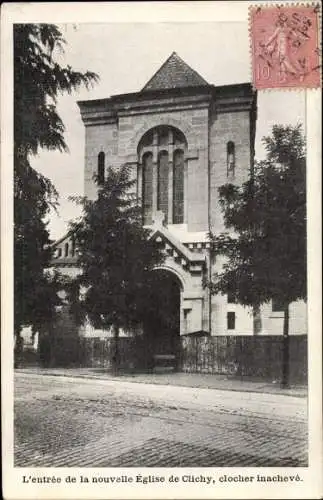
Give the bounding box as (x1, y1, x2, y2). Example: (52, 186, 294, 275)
(173, 149, 184, 224)
(97, 152, 105, 186)
(64, 242, 69, 257)
(138, 126, 187, 225)
(227, 141, 235, 178)
(142, 152, 153, 225)
(71, 236, 76, 257)
(157, 151, 169, 220)
(158, 127, 169, 147)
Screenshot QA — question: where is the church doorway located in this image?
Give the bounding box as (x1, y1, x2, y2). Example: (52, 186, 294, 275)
(143, 269, 181, 370)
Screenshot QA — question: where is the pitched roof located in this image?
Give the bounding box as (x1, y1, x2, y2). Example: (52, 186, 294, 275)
(142, 51, 208, 92)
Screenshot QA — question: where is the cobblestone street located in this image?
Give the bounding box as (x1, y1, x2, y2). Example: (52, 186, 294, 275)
(14, 372, 307, 467)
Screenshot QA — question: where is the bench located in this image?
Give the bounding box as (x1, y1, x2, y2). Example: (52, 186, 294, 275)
(153, 354, 177, 372)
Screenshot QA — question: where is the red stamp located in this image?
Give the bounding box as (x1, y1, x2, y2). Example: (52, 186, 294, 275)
(250, 5, 321, 89)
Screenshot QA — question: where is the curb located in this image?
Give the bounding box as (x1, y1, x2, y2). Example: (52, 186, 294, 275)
(15, 369, 307, 398)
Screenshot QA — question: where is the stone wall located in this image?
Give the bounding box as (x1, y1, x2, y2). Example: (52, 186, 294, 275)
(75, 84, 307, 341)
(83, 104, 211, 233)
(209, 109, 252, 235)
(84, 122, 119, 199)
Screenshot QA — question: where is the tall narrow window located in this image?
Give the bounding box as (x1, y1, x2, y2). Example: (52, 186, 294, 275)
(227, 141, 235, 178)
(64, 242, 69, 257)
(142, 152, 153, 225)
(71, 236, 76, 257)
(98, 152, 105, 186)
(173, 149, 184, 224)
(157, 151, 169, 220)
(227, 312, 236, 330)
(158, 127, 169, 147)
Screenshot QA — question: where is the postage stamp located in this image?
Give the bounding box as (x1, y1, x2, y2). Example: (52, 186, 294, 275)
(250, 4, 321, 89)
(1, 2, 322, 500)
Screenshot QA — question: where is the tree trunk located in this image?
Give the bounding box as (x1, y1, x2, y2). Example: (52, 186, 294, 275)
(38, 330, 51, 367)
(281, 304, 290, 388)
(14, 330, 23, 369)
(112, 324, 120, 374)
(253, 304, 262, 335)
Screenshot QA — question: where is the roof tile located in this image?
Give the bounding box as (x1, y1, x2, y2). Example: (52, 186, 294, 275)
(142, 52, 208, 91)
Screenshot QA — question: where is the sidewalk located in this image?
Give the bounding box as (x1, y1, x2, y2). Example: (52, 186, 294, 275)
(16, 367, 307, 397)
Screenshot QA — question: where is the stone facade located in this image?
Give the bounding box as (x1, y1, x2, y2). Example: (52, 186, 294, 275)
(51, 52, 307, 341)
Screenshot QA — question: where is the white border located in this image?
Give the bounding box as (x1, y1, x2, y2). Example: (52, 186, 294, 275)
(1, 2, 322, 499)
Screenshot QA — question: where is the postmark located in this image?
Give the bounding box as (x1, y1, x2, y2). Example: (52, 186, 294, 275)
(250, 4, 321, 89)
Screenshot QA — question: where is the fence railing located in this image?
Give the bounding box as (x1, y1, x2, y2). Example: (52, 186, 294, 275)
(180, 335, 307, 384)
(18, 332, 307, 385)
(77, 334, 307, 384)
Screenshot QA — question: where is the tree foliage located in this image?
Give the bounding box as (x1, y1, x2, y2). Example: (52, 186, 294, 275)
(70, 164, 164, 335)
(14, 24, 98, 337)
(208, 124, 306, 309)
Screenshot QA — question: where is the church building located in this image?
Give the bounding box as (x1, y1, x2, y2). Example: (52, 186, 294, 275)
(51, 52, 307, 353)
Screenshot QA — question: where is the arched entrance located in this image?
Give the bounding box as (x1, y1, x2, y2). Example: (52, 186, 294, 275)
(143, 269, 181, 370)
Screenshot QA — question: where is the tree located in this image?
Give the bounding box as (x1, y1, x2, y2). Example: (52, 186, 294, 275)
(207, 124, 306, 387)
(14, 24, 98, 350)
(70, 164, 164, 372)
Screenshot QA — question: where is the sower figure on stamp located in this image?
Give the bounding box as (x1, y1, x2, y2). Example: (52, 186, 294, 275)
(260, 13, 306, 82)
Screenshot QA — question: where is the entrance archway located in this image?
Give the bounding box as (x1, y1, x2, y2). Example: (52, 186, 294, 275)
(143, 269, 181, 370)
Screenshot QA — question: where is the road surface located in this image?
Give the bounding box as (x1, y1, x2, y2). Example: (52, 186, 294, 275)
(14, 372, 307, 467)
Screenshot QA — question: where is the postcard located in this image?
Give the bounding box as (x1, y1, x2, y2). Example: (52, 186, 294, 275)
(1, 1, 322, 499)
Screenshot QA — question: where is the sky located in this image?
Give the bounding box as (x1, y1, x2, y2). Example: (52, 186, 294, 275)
(32, 22, 306, 240)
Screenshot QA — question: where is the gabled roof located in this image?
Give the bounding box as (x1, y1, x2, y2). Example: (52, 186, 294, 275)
(150, 225, 205, 262)
(142, 51, 209, 92)
(49, 230, 74, 248)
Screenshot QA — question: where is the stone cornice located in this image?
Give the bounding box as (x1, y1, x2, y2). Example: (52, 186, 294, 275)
(77, 82, 253, 109)
(215, 95, 256, 114)
(79, 95, 212, 126)
(78, 84, 212, 109)
(81, 115, 117, 127)
(116, 94, 211, 114)
(117, 102, 210, 119)
(78, 83, 256, 126)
